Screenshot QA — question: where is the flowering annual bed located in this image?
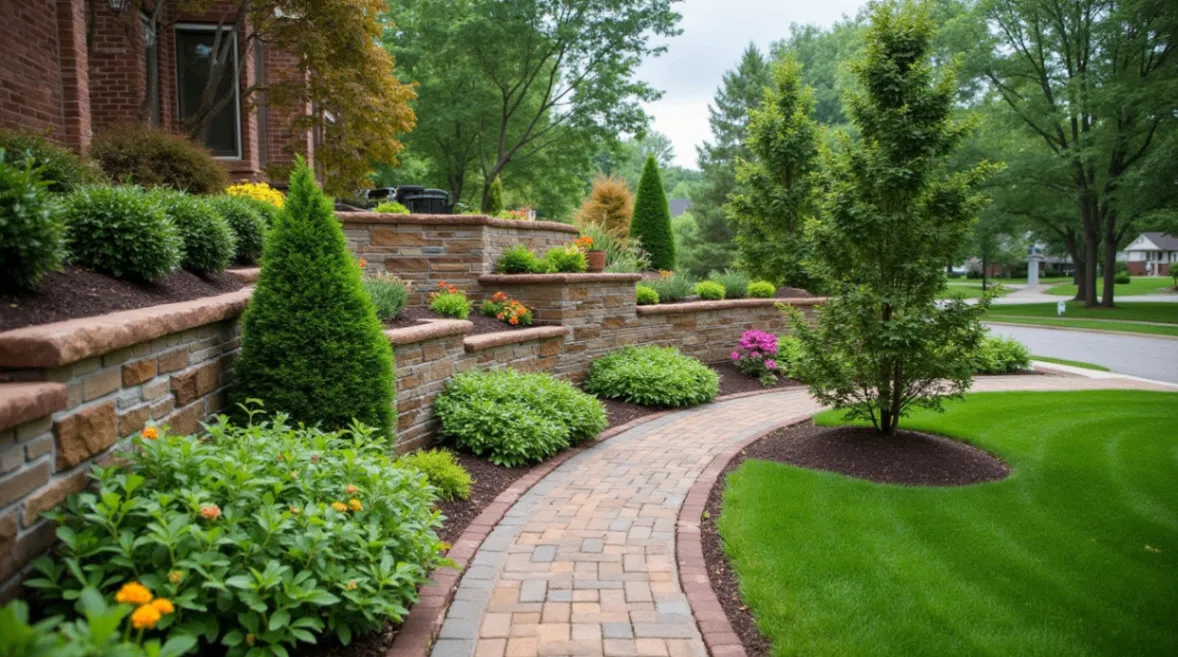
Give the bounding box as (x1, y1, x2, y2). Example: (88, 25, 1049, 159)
(732, 330, 780, 386)
(482, 291, 533, 326)
(226, 181, 284, 208)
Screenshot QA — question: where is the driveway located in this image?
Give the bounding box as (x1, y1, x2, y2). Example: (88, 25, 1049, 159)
(986, 324, 1178, 384)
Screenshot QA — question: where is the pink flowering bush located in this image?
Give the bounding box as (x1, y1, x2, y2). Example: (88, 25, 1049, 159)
(732, 330, 780, 386)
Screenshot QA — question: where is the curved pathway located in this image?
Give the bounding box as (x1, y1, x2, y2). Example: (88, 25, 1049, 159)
(427, 375, 1173, 657)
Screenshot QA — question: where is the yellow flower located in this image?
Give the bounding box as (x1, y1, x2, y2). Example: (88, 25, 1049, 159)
(348, 498, 363, 512)
(141, 426, 159, 440)
(346, 580, 358, 591)
(331, 502, 348, 513)
(131, 603, 162, 629)
(226, 182, 284, 208)
(168, 570, 183, 585)
(151, 598, 175, 615)
(115, 582, 153, 606)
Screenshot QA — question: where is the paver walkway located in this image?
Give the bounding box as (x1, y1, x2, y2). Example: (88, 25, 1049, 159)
(430, 375, 1173, 657)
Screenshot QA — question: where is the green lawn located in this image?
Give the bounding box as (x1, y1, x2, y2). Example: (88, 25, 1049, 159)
(1046, 276, 1176, 297)
(1030, 356, 1110, 371)
(718, 391, 1178, 657)
(983, 302, 1178, 337)
(985, 317, 1178, 337)
(939, 282, 1012, 300)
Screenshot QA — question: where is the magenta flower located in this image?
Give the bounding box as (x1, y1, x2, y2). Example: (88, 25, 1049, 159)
(731, 351, 740, 361)
(765, 360, 777, 370)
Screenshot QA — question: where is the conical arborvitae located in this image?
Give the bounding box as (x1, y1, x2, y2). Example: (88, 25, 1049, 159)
(231, 158, 394, 436)
(629, 155, 676, 270)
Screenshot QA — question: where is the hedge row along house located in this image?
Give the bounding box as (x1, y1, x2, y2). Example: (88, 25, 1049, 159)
(1, 0, 316, 183)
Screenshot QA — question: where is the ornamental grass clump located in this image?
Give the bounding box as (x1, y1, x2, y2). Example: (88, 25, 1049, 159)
(585, 346, 719, 408)
(231, 158, 395, 436)
(732, 330, 781, 386)
(60, 185, 181, 281)
(647, 271, 693, 303)
(26, 412, 446, 656)
(364, 272, 410, 321)
(435, 369, 607, 467)
(710, 270, 750, 298)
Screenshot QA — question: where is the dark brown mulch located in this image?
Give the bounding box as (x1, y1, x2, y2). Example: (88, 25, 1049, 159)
(435, 452, 534, 546)
(0, 268, 245, 331)
(383, 306, 530, 335)
(711, 360, 803, 396)
(288, 623, 398, 657)
(774, 286, 814, 299)
(701, 421, 1010, 657)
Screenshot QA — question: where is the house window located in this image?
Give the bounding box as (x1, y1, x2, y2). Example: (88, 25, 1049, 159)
(174, 24, 241, 158)
(142, 14, 159, 126)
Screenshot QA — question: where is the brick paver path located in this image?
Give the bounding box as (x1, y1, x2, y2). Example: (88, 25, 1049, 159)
(430, 375, 1173, 657)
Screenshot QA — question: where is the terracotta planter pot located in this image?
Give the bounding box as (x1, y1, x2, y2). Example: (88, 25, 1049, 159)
(586, 250, 607, 272)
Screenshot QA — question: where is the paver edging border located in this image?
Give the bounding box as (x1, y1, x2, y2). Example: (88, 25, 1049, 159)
(675, 413, 819, 657)
(386, 385, 794, 657)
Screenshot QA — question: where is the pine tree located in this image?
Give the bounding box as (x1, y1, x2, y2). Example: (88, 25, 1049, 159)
(629, 155, 676, 270)
(231, 158, 395, 436)
(485, 175, 504, 215)
(678, 45, 771, 278)
(788, 0, 996, 435)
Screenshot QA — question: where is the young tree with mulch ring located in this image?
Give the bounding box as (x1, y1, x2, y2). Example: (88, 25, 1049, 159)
(231, 157, 394, 436)
(786, 1, 996, 436)
(629, 154, 676, 271)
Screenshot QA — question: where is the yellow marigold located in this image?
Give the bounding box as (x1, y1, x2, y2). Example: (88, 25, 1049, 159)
(226, 182, 284, 208)
(131, 603, 162, 630)
(331, 502, 348, 513)
(115, 582, 153, 606)
(151, 598, 175, 615)
(141, 426, 159, 440)
(168, 570, 183, 585)
(348, 498, 363, 512)
(199, 504, 221, 521)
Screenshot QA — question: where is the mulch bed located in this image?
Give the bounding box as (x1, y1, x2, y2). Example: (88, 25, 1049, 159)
(0, 268, 245, 332)
(384, 306, 530, 336)
(700, 421, 1010, 657)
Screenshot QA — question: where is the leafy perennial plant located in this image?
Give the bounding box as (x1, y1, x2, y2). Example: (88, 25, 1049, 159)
(27, 411, 446, 657)
(482, 292, 533, 326)
(732, 330, 780, 386)
(429, 282, 472, 319)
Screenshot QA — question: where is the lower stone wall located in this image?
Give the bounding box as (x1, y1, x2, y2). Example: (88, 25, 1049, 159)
(629, 300, 802, 363)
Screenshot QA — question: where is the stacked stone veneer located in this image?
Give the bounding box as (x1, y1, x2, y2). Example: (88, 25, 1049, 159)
(339, 213, 579, 304)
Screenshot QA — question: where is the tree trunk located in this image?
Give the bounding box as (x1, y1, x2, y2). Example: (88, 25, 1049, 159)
(1101, 211, 1118, 308)
(1082, 231, 1099, 307)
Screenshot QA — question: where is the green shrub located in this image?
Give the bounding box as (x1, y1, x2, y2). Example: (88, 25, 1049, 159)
(695, 280, 726, 300)
(710, 270, 750, 298)
(0, 151, 62, 290)
(648, 272, 694, 303)
(231, 159, 395, 436)
(429, 283, 472, 319)
(972, 334, 1032, 374)
(629, 154, 676, 270)
(585, 346, 719, 408)
(374, 201, 409, 214)
(576, 224, 651, 273)
(364, 272, 409, 321)
(636, 284, 659, 305)
(61, 186, 181, 281)
(398, 449, 473, 501)
(485, 175, 505, 215)
(91, 125, 228, 194)
(777, 334, 804, 372)
(497, 244, 550, 274)
(435, 369, 607, 467)
(244, 196, 282, 227)
(208, 195, 267, 265)
(27, 412, 445, 656)
(0, 596, 197, 657)
(0, 129, 106, 193)
(1114, 273, 1131, 284)
(153, 190, 235, 273)
(747, 281, 776, 298)
(545, 244, 588, 273)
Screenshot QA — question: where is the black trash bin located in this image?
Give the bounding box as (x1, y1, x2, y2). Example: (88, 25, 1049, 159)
(394, 186, 451, 214)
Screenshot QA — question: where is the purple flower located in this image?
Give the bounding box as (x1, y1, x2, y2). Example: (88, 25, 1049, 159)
(731, 351, 740, 361)
(765, 360, 777, 370)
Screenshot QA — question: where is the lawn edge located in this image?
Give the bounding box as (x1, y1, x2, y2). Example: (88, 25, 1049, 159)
(983, 320, 1178, 340)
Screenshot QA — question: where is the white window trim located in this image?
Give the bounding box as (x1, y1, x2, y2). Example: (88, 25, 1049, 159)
(174, 22, 243, 160)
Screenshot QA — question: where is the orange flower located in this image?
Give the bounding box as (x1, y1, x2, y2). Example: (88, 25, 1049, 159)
(199, 504, 221, 521)
(509, 316, 519, 325)
(131, 603, 162, 629)
(115, 582, 153, 606)
(358, 258, 368, 268)
(348, 498, 363, 512)
(331, 502, 348, 513)
(346, 484, 358, 495)
(151, 598, 175, 615)
(141, 426, 159, 440)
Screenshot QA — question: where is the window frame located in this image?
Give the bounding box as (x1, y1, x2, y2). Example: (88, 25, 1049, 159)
(173, 22, 243, 160)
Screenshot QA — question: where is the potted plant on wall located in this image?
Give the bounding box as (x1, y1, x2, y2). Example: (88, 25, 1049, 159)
(577, 236, 606, 272)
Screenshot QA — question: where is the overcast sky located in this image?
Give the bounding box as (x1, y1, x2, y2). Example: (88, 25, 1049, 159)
(638, 0, 867, 168)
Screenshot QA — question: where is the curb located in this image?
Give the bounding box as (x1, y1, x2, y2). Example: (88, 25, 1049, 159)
(674, 413, 817, 657)
(984, 320, 1178, 341)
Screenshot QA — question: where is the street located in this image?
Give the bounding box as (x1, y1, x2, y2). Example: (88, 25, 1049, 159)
(986, 324, 1178, 384)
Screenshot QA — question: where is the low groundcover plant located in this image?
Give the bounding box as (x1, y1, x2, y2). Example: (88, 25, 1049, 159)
(26, 408, 447, 657)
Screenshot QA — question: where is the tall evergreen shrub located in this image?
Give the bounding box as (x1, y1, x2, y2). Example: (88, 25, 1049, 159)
(485, 175, 505, 215)
(231, 158, 394, 436)
(630, 155, 676, 270)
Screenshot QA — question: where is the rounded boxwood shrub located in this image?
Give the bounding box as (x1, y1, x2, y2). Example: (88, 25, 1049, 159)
(373, 201, 409, 214)
(585, 346, 719, 408)
(397, 449, 473, 501)
(435, 368, 607, 467)
(231, 159, 395, 436)
(0, 129, 106, 193)
(28, 413, 445, 655)
(747, 280, 776, 298)
(0, 151, 62, 290)
(209, 195, 267, 265)
(636, 283, 659, 305)
(60, 185, 181, 281)
(154, 190, 236, 273)
(91, 125, 228, 194)
(1114, 273, 1131, 284)
(545, 244, 588, 273)
(695, 280, 726, 300)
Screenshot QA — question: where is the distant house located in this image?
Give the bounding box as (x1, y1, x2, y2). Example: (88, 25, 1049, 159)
(1124, 233, 1177, 276)
(669, 198, 692, 218)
